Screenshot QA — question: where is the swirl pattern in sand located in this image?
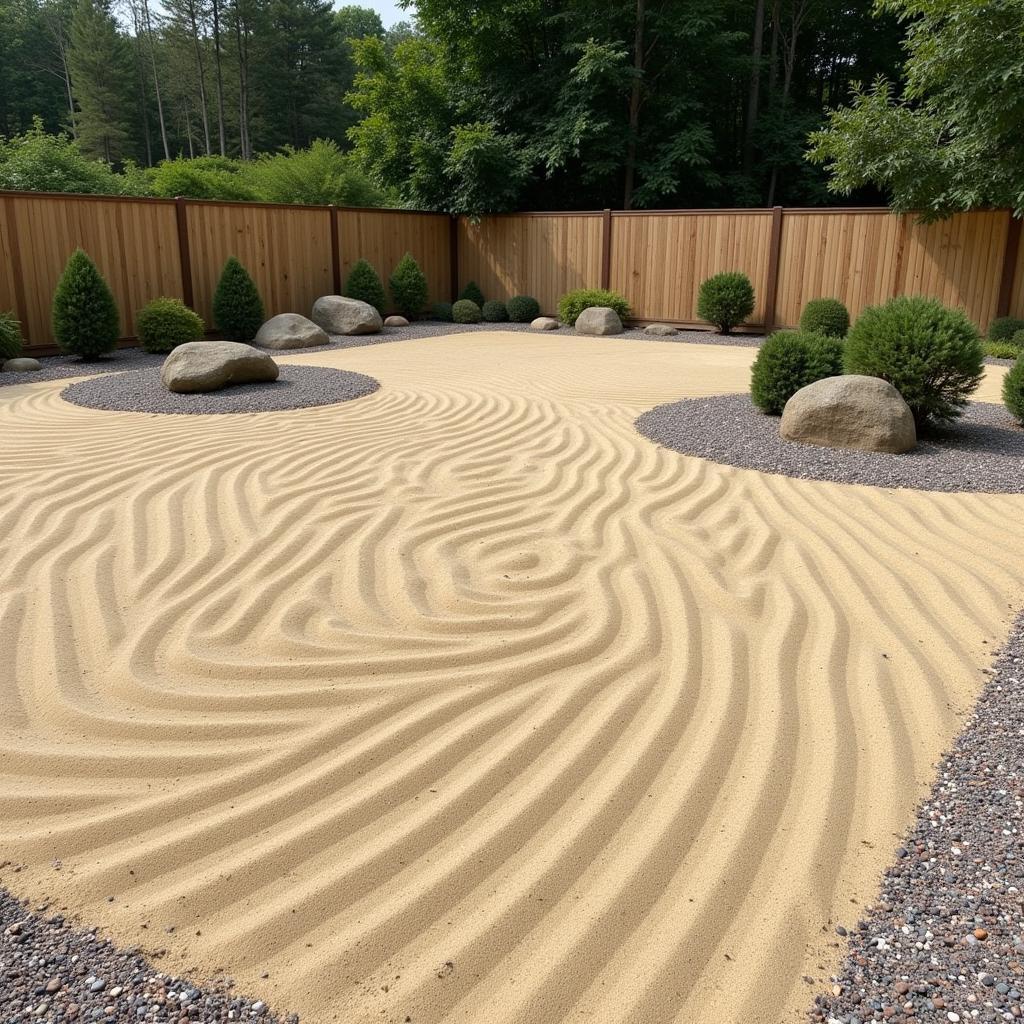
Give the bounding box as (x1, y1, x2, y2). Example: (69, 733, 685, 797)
(0, 335, 1021, 1024)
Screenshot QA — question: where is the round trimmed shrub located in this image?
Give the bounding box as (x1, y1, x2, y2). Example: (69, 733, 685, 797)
(697, 271, 755, 334)
(0, 312, 24, 361)
(52, 249, 120, 359)
(799, 297, 850, 338)
(482, 300, 508, 323)
(432, 301, 454, 322)
(556, 288, 630, 327)
(452, 299, 481, 324)
(1012, 329, 1024, 352)
(844, 296, 984, 425)
(212, 257, 264, 342)
(507, 295, 540, 323)
(988, 316, 1024, 343)
(750, 330, 845, 415)
(459, 281, 485, 306)
(390, 252, 428, 319)
(137, 297, 204, 353)
(344, 258, 386, 315)
(1004, 357, 1024, 424)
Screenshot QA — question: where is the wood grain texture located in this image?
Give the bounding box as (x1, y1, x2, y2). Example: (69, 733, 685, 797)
(186, 202, 333, 327)
(3, 194, 182, 346)
(458, 215, 604, 315)
(337, 210, 451, 312)
(609, 211, 775, 325)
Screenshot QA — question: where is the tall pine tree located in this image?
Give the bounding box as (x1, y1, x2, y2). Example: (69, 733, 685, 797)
(68, 0, 135, 162)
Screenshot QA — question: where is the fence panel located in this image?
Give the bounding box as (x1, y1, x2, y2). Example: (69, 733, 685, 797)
(457, 214, 604, 315)
(337, 209, 451, 311)
(186, 201, 334, 328)
(2, 193, 183, 347)
(776, 209, 1009, 331)
(609, 211, 775, 325)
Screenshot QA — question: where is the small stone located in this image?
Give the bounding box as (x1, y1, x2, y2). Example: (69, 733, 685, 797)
(384, 315, 409, 327)
(574, 306, 623, 336)
(45, 978, 62, 993)
(3, 357, 42, 372)
(530, 316, 559, 331)
(975, 928, 989, 941)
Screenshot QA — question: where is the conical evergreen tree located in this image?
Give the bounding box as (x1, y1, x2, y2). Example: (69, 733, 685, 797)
(389, 252, 428, 320)
(52, 248, 120, 358)
(212, 256, 264, 341)
(68, 0, 136, 163)
(344, 258, 387, 315)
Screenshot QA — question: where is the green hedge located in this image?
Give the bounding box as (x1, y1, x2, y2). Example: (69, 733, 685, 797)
(556, 288, 630, 327)
(52, 249, 119, 359)
(452, 299, 481, 323)
(137, 297, 204, 353)
(507, 295, 540, 322)
(844, 296, 983, 425)
(750, 330, 845, 414)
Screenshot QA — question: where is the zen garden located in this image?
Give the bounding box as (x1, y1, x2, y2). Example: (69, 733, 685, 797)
(1, 1, 1023, 1024)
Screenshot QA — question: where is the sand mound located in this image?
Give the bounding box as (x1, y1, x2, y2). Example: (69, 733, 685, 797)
(0, 335, 1020, 1024)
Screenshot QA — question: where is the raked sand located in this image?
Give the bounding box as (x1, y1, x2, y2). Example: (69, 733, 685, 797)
(0, 333, 1020, 1024)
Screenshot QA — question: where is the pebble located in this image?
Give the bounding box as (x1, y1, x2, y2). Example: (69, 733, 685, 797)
(810, 614, 1024, 1023)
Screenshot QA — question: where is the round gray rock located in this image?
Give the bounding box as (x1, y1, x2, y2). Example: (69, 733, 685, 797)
(644, 323, 678, 337)
(3, 357, 42, 372)
(780, 374, 917, 454)
(384, 315, 409, 327)
(312, 296, 383, 336)
(530, 317, 559, 331)
(575, 306, 623, 336)
(254, 313, 328, 350)
(160, 341, 279, 394)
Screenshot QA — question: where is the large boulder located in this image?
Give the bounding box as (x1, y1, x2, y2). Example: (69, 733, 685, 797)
(311, 295, 382, 336)
(575, 306, 623, 336)
(3, 357, 42, 372)
(160, 341, 279, 394)
(780, 375, 916, 454)
(530, 317, 559, 331)
(254, 313, 328, 350)
(645, 323, 678, 337)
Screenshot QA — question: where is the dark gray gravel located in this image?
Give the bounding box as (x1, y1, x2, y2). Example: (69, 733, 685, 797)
(0, 888, 297, 1022)
(60, 365, 379, 415)
(810, 611, 1024, 1024)
(637, 393, 1024, 494)
(0, 322, 766, 391)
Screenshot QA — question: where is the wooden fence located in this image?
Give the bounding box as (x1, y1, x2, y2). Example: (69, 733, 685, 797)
(2, 190, 1022, 352)
(0, 191, 454, 351)
(458, 207, 1024, 334)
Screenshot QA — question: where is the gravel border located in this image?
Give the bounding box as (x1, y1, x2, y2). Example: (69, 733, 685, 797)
(636, 393, 1024, 494)
(0, 322, 767, 391)
(810, 611, 1024, 1024)
(0, 887, 298, 1022)
(60, 365, 379, 416)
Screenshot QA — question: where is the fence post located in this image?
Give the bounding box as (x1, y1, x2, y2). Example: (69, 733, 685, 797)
(174, 196, 194, 309)
(449, 215, 460, 302)
(762, 205, 784, 331)
(3, 196, 29, 339)
(600, 209, 612, 291)
(996, 212, 1021, 319)
(329, 205, 342, 294)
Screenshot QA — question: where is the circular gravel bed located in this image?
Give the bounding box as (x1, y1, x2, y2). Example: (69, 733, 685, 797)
(60, 365, 379, 415)
(637, 393, 1024, 494)
(1, 888, 297, 1021)
(810, 611, 1024, 1024)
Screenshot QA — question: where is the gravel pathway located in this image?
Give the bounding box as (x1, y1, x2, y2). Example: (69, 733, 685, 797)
(810, 612, 1024, 1024)
(0, 888, 298, 1022)
(0, 322, 766, 391)
(636, 393, 1024, 494)
(61, 365, 379, 415)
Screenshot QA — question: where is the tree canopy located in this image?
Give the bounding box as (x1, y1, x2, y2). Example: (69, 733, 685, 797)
(808, 0, 1024, 219)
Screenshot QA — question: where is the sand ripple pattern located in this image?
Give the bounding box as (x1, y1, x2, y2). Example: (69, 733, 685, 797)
(1, 335, 1022, 1024)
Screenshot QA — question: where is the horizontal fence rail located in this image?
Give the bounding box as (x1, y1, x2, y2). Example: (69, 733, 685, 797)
(1, 191, 1021, 352)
